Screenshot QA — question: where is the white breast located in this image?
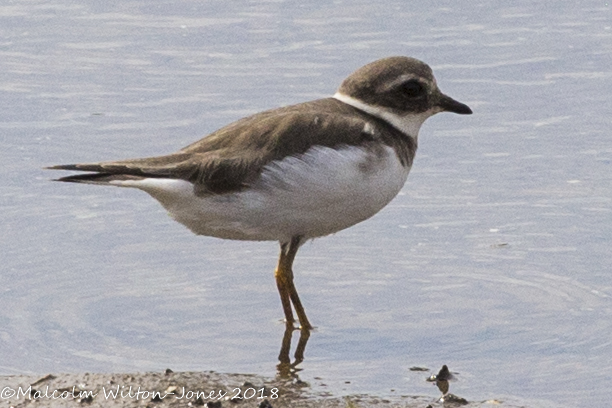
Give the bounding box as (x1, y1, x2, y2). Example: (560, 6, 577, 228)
(111, 145, 411, 242)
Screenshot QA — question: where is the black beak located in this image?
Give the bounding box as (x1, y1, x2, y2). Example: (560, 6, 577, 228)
(438, 93, 472, 115)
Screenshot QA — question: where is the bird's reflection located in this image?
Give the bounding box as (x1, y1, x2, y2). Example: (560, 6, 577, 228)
(276, 323, 311, 380)
(427, 365, 456, 400)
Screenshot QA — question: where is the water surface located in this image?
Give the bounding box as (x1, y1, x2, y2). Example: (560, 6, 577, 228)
(1, 1, 611, 407)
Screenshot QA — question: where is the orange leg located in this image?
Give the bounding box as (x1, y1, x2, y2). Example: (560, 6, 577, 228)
(274, 236, 313, 330)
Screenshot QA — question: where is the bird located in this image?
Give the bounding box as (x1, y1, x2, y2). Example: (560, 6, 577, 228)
(427, 364, 456, 397)
(48, 56, 472, 331)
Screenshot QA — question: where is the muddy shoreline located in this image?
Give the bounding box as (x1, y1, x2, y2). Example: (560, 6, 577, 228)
(0, 370, 480, 408)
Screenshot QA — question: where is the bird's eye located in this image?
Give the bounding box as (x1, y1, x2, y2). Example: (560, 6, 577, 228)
(400, 80, 425, 98)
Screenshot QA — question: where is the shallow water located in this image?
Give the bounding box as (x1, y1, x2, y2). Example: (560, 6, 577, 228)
(1, 1, 611, 407)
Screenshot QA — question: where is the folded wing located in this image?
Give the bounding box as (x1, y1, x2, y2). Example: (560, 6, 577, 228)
(48, 99, 384, 195)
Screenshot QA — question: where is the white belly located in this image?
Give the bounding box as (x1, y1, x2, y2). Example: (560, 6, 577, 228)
(113, 145, 411, 242)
